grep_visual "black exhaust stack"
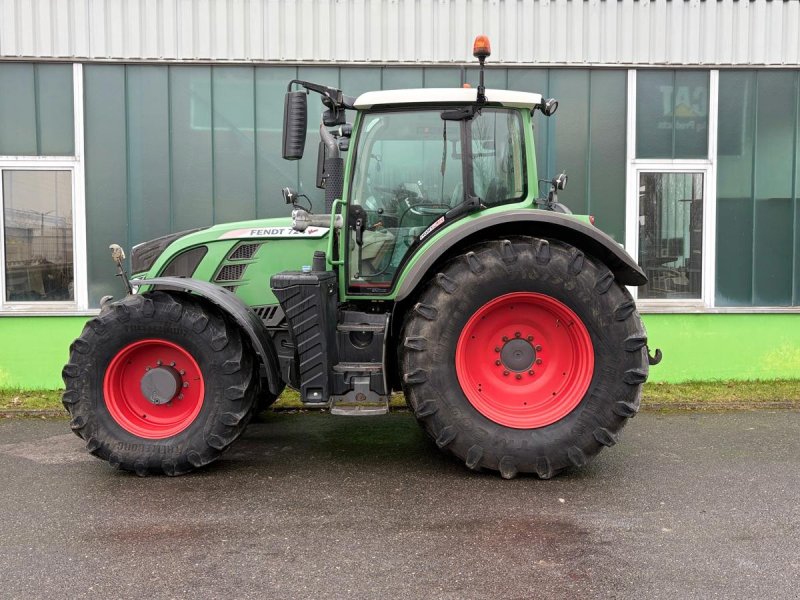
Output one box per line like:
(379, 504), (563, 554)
(319, 124), (344, 212)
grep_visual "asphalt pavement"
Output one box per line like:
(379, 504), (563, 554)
(1, 410), (799, 600)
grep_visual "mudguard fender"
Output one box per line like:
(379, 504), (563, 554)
(395, 210), (647, 301)
(130, 278), (282, 395)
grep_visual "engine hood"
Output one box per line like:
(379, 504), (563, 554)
(174, 216), (331, 247)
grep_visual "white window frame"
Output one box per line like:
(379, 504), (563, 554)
(625, 69), (719, 313)
(0, 64), (89, 315)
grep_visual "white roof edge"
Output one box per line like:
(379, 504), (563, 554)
(354, 88), (544, 110)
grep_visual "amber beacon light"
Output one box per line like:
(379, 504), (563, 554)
(473, 35), (491, 60)
(472, 35), (491, 104)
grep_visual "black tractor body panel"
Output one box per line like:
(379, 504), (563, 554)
(271, 271), (339, 403)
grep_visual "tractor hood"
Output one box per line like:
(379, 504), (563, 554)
(131, 217), (331, 276)
(174, 217), (331, 248)
(210, 218), (331, 242)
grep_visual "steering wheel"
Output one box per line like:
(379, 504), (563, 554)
(369, 184), (422, 216)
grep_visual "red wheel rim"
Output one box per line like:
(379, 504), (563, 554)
(103, 339), (205, 439)
(455, 292), (594, 429)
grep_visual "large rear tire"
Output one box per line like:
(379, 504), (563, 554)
(62, 291), (258, 476)
(400, 237), (648, 479)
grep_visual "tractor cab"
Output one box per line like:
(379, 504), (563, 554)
(281, 55), (559, 298)
(345, 90), (532, 291)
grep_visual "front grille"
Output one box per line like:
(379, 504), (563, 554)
(160, 246), (208, 277)
(215, 263), (247, 281)
(130, 228), (204, 274)
(222, 285), (238, 293)
(229, 243), (261, 260)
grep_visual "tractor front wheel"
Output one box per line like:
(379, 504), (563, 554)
(62, 291), (258, 475)
(400, 237), (649, 479)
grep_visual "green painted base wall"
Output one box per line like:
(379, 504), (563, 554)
(641, 314), (800, 382)
(0, 313), (797, 389)
(0, 317), (89, 389)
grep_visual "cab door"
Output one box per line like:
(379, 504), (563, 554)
(343, 106), (527, 296)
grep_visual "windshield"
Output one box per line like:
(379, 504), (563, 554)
(348, 107), (526, 291)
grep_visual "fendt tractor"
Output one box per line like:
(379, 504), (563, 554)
(64, 37), (660, 478)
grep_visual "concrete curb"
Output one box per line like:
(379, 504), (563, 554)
(4, 401), (800, 420)
(2, 409), (70, 418)
(643, 400), (800, 412)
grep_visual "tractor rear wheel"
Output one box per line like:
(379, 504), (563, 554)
(400, 236), (648, 479)
(62, 291), (258, 475)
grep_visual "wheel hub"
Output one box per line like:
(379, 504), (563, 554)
(104, 339), (204, 439)
(500, 338), (536, 372)
(140, 366), (182, 405)
(455, 292), (594, 429)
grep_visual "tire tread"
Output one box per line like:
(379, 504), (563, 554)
(61, 291), (258, 476)
(400, 236), (648, 479)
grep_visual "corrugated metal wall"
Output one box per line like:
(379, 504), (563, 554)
(1, 0), (799, 67)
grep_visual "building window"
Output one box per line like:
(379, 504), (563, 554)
(0, 63), (74, 156)
(1, 170), (74, 303)
(627, 69), (715, 310)
(636, 70), (709, 160)
(0, 63), (84, 313)
(638, 172), (704, 300)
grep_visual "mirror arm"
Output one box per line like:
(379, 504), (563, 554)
(287, 79), (355, 110)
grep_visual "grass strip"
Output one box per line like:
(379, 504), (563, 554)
(2, 379), (799, 416)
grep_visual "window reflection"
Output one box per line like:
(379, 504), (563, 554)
(636, 70), (709, 159)
(3, 170), (74, 302)
(638, 172), (703, 300)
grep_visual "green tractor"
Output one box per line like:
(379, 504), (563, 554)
(63, 37), (659, 478)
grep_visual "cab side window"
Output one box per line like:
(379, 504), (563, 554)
(471, 109), (526, 206)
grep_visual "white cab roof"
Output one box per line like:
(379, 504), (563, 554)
(354, 88), (543, 110)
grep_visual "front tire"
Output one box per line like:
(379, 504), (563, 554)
(400, 237), (648, 479)
(62, 291), (258, 475)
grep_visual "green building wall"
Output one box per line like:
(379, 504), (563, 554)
(0, 314), (797, 390)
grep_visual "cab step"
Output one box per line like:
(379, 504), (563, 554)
(336, 323), (385, 332)
(329, 374), (389, 416)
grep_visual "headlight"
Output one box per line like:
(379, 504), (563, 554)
(130, 228), (204, 274)
(160, 246), (208, 278)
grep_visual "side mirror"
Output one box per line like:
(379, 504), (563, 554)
(553, 173), (568, 190)
(541, 98), (559, 117)
(282, 91), (307, 160)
